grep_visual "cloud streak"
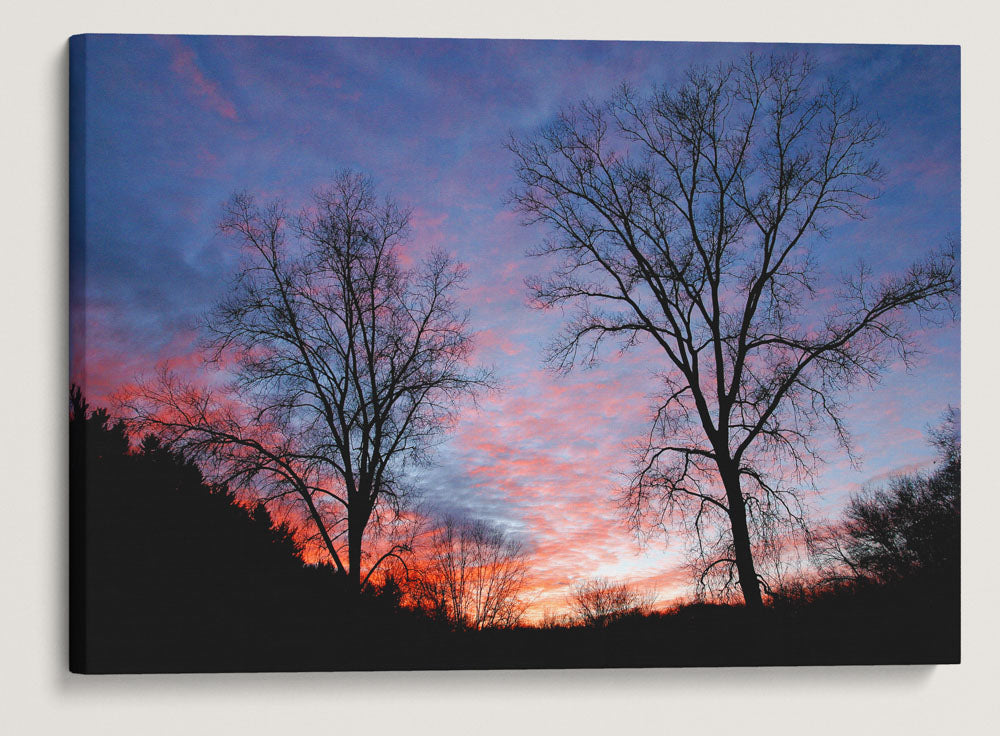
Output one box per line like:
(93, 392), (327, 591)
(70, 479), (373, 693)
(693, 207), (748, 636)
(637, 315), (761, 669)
(161, 37), (239, 121)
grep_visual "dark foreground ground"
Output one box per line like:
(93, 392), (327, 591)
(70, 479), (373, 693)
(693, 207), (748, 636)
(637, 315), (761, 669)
(71, 394), (959, 673)
(76, 575), (960, 674)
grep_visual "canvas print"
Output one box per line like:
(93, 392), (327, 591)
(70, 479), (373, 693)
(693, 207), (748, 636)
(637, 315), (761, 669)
(69, 35), (960, 673)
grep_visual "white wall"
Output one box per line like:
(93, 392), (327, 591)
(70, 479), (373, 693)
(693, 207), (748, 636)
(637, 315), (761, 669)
(3, 1), (998, 734)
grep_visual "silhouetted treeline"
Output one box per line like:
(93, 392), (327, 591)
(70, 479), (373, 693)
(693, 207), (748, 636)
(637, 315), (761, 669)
(70, 387), (451, 672)
(71, 388), (958, 672)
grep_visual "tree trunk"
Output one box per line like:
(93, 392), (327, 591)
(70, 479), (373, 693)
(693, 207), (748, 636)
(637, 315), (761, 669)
(347, 495), (376, 596)
(347, 515), (364, 595)
(720, 466), (764, 610)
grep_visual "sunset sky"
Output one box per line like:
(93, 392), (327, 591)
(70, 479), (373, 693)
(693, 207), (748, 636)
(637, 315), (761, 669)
(71, 36), (960, 615)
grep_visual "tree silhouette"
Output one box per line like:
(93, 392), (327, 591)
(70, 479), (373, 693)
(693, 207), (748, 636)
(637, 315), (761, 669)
(568, 577), (655, 627)
(119, 172), (494, 595)
(813, 407), (960, 585)
(411, 516), (530, 629)
(508, 54), (958, 608)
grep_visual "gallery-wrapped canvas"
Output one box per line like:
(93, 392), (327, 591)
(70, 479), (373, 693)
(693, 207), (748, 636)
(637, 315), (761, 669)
(69, 35), (960, 673)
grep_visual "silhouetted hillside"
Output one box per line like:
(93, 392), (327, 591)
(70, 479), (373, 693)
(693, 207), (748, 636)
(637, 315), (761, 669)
(70, 388), (450, 673)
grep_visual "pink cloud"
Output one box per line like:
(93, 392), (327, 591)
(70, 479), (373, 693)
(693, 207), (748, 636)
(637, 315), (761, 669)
(161, 37), (238, 121)
(474, 328), (525, 359)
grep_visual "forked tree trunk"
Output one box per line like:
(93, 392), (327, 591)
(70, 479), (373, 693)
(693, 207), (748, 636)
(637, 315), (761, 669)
(720, 465), (765, 610)
(347, 496), (376, 596)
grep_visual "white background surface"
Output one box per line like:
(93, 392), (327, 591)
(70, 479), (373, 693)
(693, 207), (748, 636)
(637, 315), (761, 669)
(2, 1), (997, 733)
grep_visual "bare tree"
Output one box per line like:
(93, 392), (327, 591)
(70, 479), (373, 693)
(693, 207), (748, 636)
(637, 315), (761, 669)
(508, 54), (958, 609)
(411, 516), (530, 629)
(568, 577), (655, 627)
(119, 172), (493, 594)
(537, 608), (572, 629)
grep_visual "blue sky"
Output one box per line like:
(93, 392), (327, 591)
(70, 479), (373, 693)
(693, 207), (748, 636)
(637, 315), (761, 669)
(71, 36), (960, 609)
